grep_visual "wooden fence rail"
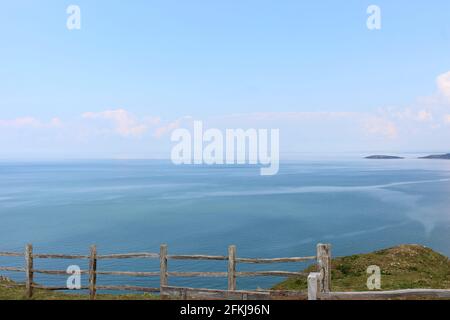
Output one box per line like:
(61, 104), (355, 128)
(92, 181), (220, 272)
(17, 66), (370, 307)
(0, 243), (325, 300)
(2, 244), (448, 300)
(316, 289), (450, 300)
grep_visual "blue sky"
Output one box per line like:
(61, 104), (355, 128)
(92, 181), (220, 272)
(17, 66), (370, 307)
(1, 1), (450, 158)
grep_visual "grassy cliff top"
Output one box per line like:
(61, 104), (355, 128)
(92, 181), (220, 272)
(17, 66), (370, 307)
(273, 244), (450, 291)
(0, 277), (158, 300)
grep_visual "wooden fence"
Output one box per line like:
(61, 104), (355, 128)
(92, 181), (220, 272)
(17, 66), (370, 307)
(0, 243), (329, 300)
(2, 243), (449, 300)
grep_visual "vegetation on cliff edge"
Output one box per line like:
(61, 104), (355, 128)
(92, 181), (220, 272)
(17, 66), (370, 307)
(273, 244), (450, 292)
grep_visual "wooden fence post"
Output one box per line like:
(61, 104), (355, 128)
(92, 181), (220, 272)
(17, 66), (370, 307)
(160, 244), (168, 297)
(228, 245), (236, 291)
(307, 272), (321, 300)
(89, 245), (97, 300)
(25, 244), (33, 299)
(317, 243), (331, 293)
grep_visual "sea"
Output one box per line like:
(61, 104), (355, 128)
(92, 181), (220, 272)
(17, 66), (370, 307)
(0, 158), (449, 292)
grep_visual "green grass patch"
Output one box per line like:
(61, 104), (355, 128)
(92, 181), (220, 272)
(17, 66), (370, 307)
(0, 278), (159, 300)
(273, 244), (450, 292)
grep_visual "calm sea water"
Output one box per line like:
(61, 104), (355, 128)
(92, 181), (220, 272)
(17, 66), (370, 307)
(0, 159), (449, 291)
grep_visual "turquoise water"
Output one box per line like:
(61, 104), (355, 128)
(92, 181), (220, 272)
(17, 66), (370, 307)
(0, 159), (449, 291)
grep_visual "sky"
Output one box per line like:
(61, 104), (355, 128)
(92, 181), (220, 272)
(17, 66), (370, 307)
(1, 1), (450, 159)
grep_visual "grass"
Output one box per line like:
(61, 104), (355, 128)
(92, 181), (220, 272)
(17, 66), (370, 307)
(0, 277), (159, 300)
(273, 244), (450, 292)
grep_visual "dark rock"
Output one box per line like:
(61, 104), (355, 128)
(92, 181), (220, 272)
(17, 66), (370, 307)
(365, 155), (404, 159)
(419, 153), (450, 159)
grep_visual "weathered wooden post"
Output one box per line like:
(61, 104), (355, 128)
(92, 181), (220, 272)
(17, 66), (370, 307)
(307, 272), (321, 300)
(160, 244), (168, 297)
(227, 245), (236, 291)
(88, 245), (97, 300)
(316, 243), (331, 293)
(25, 244), (33, 299)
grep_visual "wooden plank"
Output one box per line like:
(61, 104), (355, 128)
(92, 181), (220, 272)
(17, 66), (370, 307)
(89, 245), (97, 300)
(267, 289), (308, 300)
(160, 244), (168, 290)
(317, 243), (331, 293)
(0, 282), (25, 288)
(168, 254), (228, 261)
(33, 254), (89, 259)
(236, 271), (308, 277)
(320, 289), (450, 300)
(95, 271), (159, 277)
(162, 286), (308, 300)
(96, 285), (160, 293)
(97, 253), (159, 260)
(32, 285), (89, 291)
(162, 285), (272, 300)
(228, 245), (236, 291)
(25, 244), (33, 298)
(167, 272), (227, 278)
(0, 252), (24, 257)
(168, 255), (315, 262)
(33, 269), (89, 275)
(0, 267), (26, 272)
(237, 256), (316, 264)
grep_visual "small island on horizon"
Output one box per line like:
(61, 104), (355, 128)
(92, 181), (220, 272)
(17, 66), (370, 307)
(365, 155), (404, 159)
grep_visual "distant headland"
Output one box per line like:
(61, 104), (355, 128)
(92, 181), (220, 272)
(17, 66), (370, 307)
(364, 153), (450, 160)
(365, 155), (404, 159)
(418, 153), (450, 160)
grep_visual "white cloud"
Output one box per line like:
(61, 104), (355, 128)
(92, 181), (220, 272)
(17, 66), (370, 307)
(4, 70), (450, 156)
(217, 111), (358, 122)
(437, 71), (450, 100)
(0, 117), (41, 128)
(0, 117), (63, 129)
(82, 109), (160, 137)
(363, 116), (398, 139)
(154, 120), (181, 138)
(154, 116), (193, 138)
(416, 110), (433, 122)
(210, 111), (400, 141)
(379, 107), (433, 123)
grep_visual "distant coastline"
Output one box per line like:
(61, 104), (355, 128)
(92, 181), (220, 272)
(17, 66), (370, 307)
(365, 153), (450, 160)
(418, 153), (450, 160)
(365, 155), (404, 159)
